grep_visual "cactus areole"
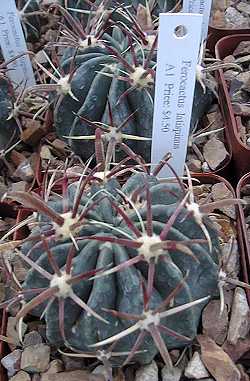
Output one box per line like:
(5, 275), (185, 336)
(20, 169), (221, 366)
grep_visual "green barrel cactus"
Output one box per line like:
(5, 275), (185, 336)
(54, 24), (156, 162)
(10, 151), (221, 366)
(50, 4), (214, 163)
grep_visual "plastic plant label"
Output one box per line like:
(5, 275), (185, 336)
(151, 13), (202, 178)
(0, 0), (35, 88)
(182, 0), (213, 41)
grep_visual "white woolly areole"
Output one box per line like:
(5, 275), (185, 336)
(94, 171), (111, 180)
(186, 202), (201, 218)
(186, 202), (203, 225)
(104, 127), (123, 143)
(129, 66), (153, 89)
(140, 310), (160, 331)
(57, 75), (72, 95)
(218, 269), (227, 285)
(79, 36), (102, 49)
(97, 350), (111, 361)
(50, 271), (72, 298)
(53, 212), (79, 240)
(143, 34), (156, 51)
(104, 63), (117, 72)
(137, 234), (162, 262)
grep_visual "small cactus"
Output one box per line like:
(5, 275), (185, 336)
(53, 20), (156, 161)
(39, 3), (213, 162)
(6, 140), (222, 366)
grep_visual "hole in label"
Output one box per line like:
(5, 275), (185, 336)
(174, 25), (188, 38)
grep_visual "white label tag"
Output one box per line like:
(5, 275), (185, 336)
(182, 0), (212, 41)
(0, 0), (35, 88)
(151, 13), (203, 178)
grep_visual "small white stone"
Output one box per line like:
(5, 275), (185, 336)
(9, 371), (31, 381)
(92, 365), (110, 381)
(21, 344), (50, 373)
(185, 352), (210, 379)
(135, 360), (158, 381)
(1, 350), (22, 377)
(227, 287), (250, 345)
(203, 137), (229, 171)
(161, 366), (182, 381)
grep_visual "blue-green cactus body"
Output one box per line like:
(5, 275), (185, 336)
(21, 172), (220, 365)
(55, 20), (214, 163)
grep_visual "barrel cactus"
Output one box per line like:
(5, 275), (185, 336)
(53, 21), (156, 162)
(8, 145), (222, 366)
(46, 2), (214, 163)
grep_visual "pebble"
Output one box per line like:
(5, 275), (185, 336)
(135, 360), (158, 381)
(202, 300), (229, 345)
(34, 50), (49, 65)
(201, 162), (210, 173)
(10, 371), (31, 381)
(21, 344), (50, 373)
(7, 317), (27, 349)
(203, 137), (229, 171)
(13, 160), (34, 183)
(161, 366), (182, 381)
(187, 157), (202, 173)
(31, 375), (41, 381)
(234, 41), (250, 57)
(227, 287), (250, 345)
(0, 179), (7, 199)
(211, 182), (236, 219)
(235, 54), (250, 64)
(40, 370), (104, 381)
(61, 354), (86, 371)
(10, 181), (29, 192)
(44, 359), (64, 374)
(225, 7), (248, 27)
(198, 335), (241, 381)
(223, 55), (236, 64)
(1, 349), (22, 377)
(236, 2), (250, 16)
(185, 352), (210, 379)
(233, 103), (250, 117)
(13, 256), (28, 282)
(224, 69), (240, 82)
(20, 120), (46, 146)
(221, 240), (240, 279)
(23, 331), (43, 348)
(92, 365), (110, 381)
(234, 71), (250, 85)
